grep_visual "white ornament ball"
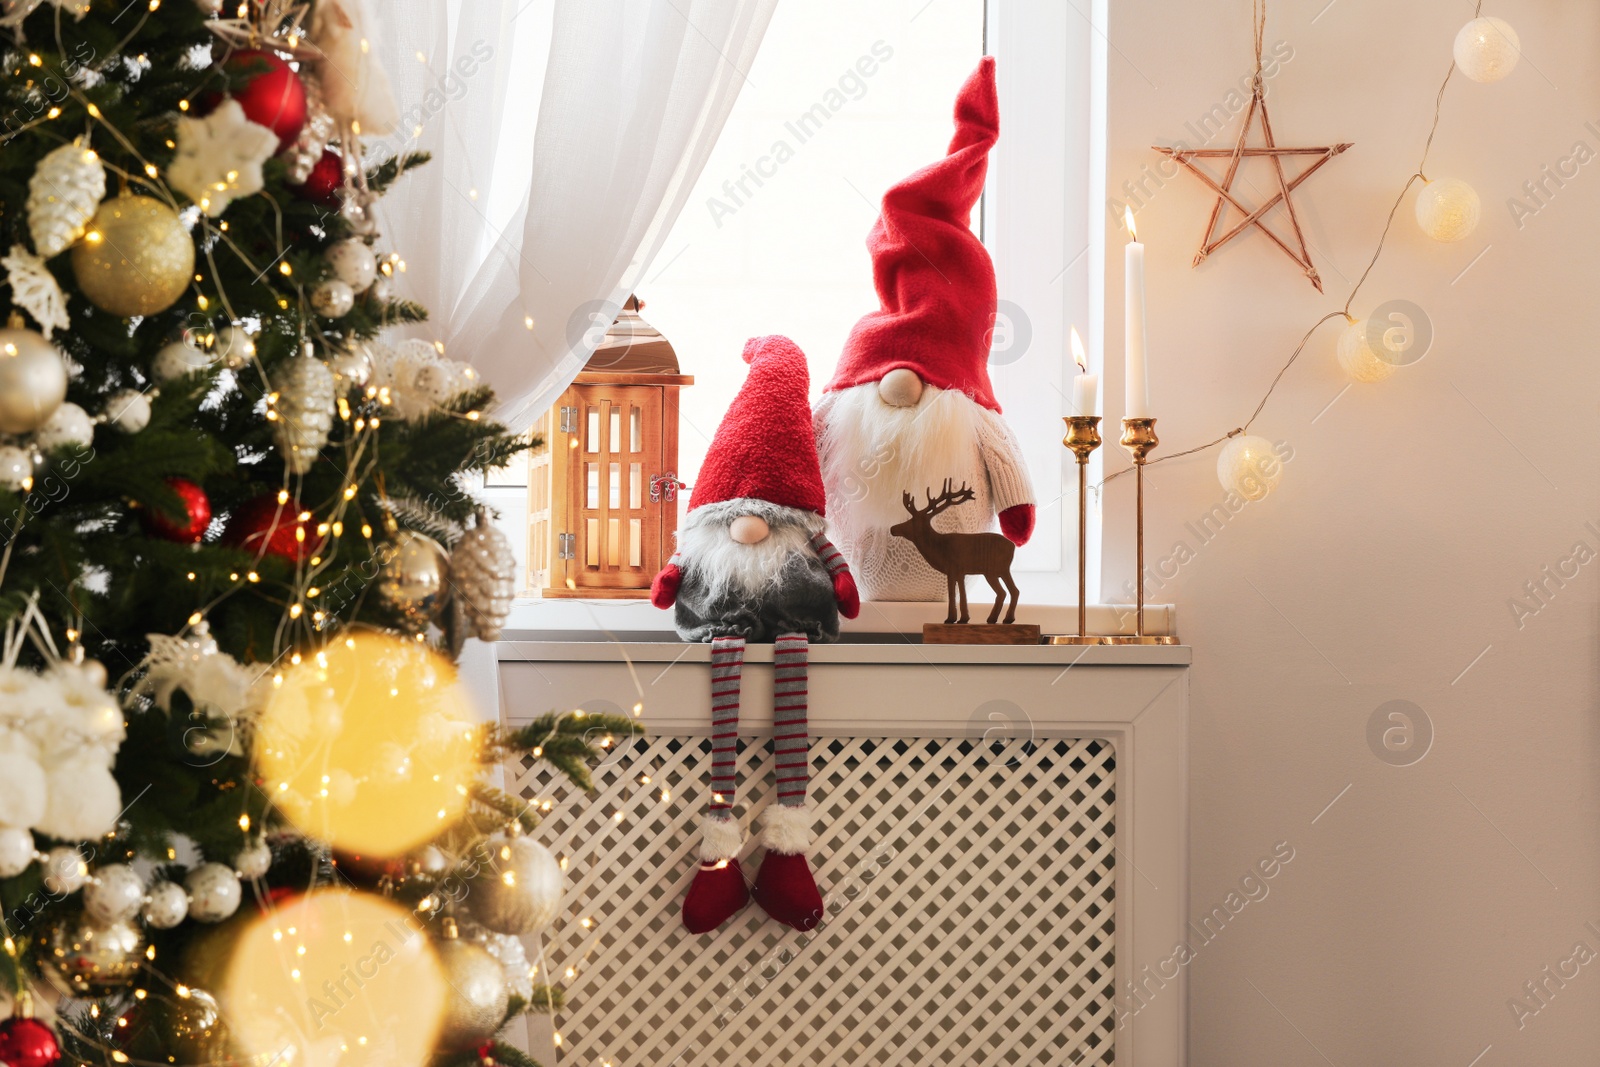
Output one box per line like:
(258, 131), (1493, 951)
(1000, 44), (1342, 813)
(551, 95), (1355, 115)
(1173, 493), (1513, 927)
(0, 446), (33, 491)
(0, 327), (68, 435)
(214, 325), (257, 370)
(153, 338), (216, 382)
(34, 402), (94, 452)
(141, 880), (189, 929)
(1217, 435), (1284, 503)
(184, 862), (243, 922)
(1454, 17), (1520, 84)
(469, 834), (565, 936)
(42, 845), (88, 894)
(1415, 179), (1481, 243)
(369, 275), (394, 303)
(326, 239), (378, 291)
(234, 839), (272, 880)
(105, 389), (152, 433)
(312, 279), (355, 319)
(84, 864), (146, 925)
(1336, 319), (1399, 384)
(0, 826), (34, 878)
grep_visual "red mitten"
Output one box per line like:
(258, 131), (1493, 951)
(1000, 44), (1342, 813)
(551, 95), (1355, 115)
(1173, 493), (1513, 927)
(650, 562), (682, 608)
(832, 570), (860, 619)
(998, 504), (1035, 546)
(752, 803), (824, 931)
(682, 814), (749, 934)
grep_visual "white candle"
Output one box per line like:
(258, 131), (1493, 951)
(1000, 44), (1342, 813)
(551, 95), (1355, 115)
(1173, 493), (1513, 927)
(1124, 206), (1150, 419)
(1069, 327), (1098, 416)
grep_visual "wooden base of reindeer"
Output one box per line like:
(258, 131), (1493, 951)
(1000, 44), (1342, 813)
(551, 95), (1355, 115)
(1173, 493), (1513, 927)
(923, 623), (1042, 645)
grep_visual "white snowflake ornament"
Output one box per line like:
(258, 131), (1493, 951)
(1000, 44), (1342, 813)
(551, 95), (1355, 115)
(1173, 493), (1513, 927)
(167, 100), (279, 217)
(2, 244), (69, 338)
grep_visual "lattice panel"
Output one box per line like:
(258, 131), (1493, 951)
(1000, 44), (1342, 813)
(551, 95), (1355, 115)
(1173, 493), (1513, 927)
(509, 735), (1116, 1066)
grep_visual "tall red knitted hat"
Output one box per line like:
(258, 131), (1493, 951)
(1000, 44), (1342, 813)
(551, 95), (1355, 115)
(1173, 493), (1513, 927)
(689, 335), (826, 516)
(826, 56), (1001, 413)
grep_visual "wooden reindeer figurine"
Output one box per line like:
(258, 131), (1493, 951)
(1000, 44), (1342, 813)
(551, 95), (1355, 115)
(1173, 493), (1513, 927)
(890, 480), (1021, 626)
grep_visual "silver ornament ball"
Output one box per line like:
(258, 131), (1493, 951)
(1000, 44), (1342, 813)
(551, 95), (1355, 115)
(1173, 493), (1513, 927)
(469, 834), (564, 936)
(0, 826), (35, 878)
(84, 864), (146, 925)
(105, 389), (152, 433)
(184, 862), (242, 922)
(234, 840), (272, 880)
(435, 938), (510, 1052)
(42, 845), (88, 894)
(36, 913), (145, 996)
(141, 880), (190, 929)
(34, 401), (93, 452)
(0, 445), (33, 491)
(0, 327), (67, 434)
(376, 530), (450, 632)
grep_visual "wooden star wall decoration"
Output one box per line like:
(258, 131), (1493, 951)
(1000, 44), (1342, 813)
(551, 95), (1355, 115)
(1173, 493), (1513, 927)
(1154, 82), (1350, 292)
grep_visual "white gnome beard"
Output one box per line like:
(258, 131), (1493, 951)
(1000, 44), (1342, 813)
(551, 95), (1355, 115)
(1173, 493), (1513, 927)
(676, 509), (818, 603)
(819, 382), (987, 533)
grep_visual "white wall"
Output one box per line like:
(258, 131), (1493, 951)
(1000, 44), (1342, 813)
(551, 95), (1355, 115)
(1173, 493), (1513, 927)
(1101, 1), (1600, 1063)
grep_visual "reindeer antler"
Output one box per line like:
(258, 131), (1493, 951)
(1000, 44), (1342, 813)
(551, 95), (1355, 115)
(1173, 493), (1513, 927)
(919, 479), (978, 517)
(902, 490), (918, 515)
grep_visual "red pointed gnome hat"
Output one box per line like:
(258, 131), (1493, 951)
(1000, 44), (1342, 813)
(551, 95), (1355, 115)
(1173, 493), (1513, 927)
(826, 56), (1002, 412)
(688, 335), (826, 517)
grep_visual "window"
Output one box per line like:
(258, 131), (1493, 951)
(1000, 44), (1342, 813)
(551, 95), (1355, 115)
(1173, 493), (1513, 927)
(491, 0), (1103, 603)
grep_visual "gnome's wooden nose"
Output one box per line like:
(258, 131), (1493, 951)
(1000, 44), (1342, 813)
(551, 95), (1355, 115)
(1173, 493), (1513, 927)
(729, 515), (770, 544)
(878, 368), (923, 407)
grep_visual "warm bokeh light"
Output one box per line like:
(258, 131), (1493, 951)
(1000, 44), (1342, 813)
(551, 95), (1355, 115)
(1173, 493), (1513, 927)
(257, 633), (479, 856)
(222, 891), (447, 1067)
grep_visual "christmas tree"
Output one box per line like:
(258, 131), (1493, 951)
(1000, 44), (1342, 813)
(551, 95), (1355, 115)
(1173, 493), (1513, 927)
(0, 3), (632, 1065)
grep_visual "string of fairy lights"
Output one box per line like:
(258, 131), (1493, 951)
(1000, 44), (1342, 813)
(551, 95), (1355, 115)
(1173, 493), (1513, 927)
(1112, 1), (1510, 504)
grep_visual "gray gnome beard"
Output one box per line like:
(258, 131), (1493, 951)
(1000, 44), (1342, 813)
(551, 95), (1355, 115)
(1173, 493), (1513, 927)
(670, 498), (840, 644)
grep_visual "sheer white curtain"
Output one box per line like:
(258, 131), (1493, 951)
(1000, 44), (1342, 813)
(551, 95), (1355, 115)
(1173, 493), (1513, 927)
(375, 0), (777, 431)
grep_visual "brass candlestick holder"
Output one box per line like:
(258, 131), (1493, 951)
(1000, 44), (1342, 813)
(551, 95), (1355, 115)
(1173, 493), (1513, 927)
(1049, 415), (1110, 645)
(1111, 417), (1178, 645)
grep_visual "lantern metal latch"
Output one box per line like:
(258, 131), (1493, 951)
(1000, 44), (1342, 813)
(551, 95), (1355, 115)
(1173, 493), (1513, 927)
(558, 406), (579, 434)
(557, 532), (576, 560)
(651, 474), (687, 503)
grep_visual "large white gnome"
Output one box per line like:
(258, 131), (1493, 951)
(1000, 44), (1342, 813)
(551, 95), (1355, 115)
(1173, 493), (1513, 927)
(651, 335), (860, 935)
(814, 56), (1036, 602)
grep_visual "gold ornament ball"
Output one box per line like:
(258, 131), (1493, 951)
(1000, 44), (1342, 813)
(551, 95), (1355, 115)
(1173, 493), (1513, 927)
(1336, 319), (1398, 384)
(36, 912), (147, 997)
(72, 195), (195, 317)
(1415, 178), (1480, 243)
(0, 327), (67, 435)
(1216, 435), (1284, 503)
(1453, 17), (1520, 84)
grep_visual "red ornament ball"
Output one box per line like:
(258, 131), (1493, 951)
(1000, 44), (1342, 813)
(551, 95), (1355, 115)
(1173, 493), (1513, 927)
(0, 1017), (61, 1067)
(292, 149), (344, 205)
(222, 495), (320, 563)
(143, 476), (211, 543)
(219, 49), (306, 152)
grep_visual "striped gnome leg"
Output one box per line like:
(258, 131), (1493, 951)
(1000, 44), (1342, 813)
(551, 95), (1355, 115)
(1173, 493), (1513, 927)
(752, 632), (825, 931)
(682, 635), (752, 934)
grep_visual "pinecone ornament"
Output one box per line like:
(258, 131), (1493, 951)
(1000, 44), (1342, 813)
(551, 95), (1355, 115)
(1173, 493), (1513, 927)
(451, 508), (515, 642)
(269, 347), (336, 474)
(27, 139), (106, 258)
(282, 75), (337, 185)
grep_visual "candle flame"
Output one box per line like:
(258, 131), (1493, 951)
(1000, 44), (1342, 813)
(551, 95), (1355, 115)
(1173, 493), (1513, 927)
(1124, 206), (1139, 241)
(1070, 327), (1087, 373)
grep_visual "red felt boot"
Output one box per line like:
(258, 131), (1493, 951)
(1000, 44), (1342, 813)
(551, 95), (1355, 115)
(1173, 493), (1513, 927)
(682, 814), (750, 934)
(753, 802), (823, 931)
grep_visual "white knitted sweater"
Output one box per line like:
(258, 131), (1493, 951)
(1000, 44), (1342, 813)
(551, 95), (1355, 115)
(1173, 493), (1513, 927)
(813, 393), (1035, 602)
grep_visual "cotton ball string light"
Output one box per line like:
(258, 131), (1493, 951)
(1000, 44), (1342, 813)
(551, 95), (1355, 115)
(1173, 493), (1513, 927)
(1336, 319), (1399, 383)
(1453, 17), (1520, 84)
(184, 861), (243, 922)
(1415, 178), (1480, 242)
(234, 839), (272, 879)
(142, 880), (190, 928)
(222, 891), (447, 1067)
(1216, 435), (1285, 502)
(83, 864), (146, 925)
(41, 846), (88, 894)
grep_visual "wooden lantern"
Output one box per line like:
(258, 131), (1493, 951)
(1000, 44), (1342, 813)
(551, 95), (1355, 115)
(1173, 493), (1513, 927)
(528, 296), (693, 598)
